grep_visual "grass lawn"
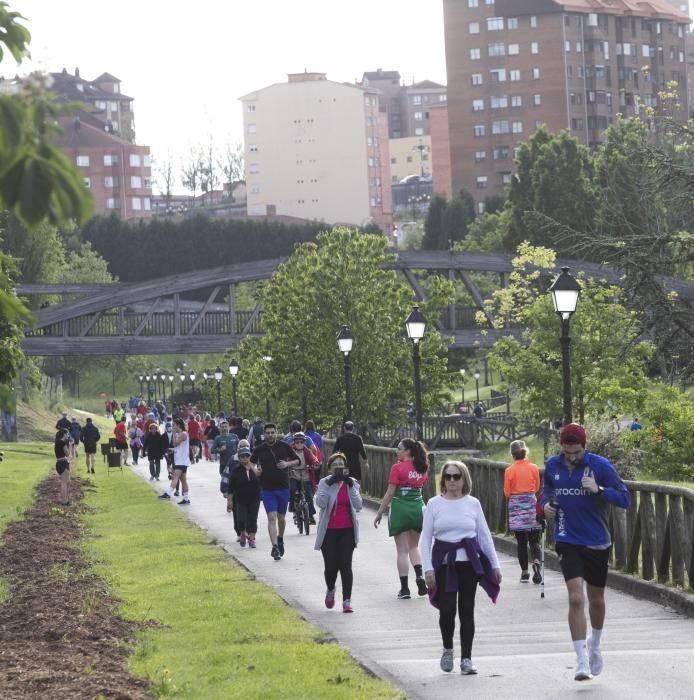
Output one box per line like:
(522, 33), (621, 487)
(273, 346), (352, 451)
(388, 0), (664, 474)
(83, 467), (402, 699)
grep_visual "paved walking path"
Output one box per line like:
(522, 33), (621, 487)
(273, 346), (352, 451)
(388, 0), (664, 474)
(130, 458), (694, 699)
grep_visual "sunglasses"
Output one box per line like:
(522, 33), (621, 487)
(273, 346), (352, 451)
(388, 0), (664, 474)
(444, 472), (463, 481)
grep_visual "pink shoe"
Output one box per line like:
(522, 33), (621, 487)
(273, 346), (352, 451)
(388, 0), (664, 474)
(248, 538), (256, 548)
(342, 600), (353, 613)
(324, 589), (335, 609)
(239, 534), (247, 547)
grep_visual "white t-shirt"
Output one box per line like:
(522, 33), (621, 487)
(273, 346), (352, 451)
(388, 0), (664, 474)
(173, 433), (191, 467)
(420, 495), (500, 572)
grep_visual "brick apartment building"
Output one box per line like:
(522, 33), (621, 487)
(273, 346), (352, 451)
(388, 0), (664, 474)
(360, 69), (448, 138)
(0, 68), (152, 220)
(443, 0), (690, 208)
(240, 72), (392, 231)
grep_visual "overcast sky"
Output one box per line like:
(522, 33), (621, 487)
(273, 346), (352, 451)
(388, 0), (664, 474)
(8, 1), (447, 191)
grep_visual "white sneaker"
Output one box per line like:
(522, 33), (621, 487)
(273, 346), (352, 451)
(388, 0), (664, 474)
(440, 648), (454, 673)
(588, 641), (603, 676)
(460, 658), (478, 675)
(574, 657), (593, 681)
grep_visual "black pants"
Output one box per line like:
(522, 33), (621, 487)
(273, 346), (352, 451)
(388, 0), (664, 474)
(235, 499), (260, 534)
(436, 561), (478, 657)
(149, 458), (161, 478)
(514, 530), (541, 571)
(321, 528), (355, 600)
(131, 445), (140, 463)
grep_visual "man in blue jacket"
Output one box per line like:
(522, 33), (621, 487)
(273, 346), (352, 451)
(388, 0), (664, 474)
(542, 423), (630, 682)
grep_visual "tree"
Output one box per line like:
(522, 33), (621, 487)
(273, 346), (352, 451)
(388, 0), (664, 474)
(236, 227), (453, 426)
(421, 194), (448, 250)
(479, 244), (654, 423)
(218, 142), (244, 189)
(442, 190), (476, 246)
(154, 151), (176, 211)
(453, 212), (507, 254)
(483, 193), (505, 215)
(505, 126), (597, 251)
(180, 146), (204, 200)
(201, 138), (219, 202)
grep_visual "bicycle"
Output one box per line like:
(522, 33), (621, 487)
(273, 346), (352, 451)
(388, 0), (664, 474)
(291, 483), (311, 535)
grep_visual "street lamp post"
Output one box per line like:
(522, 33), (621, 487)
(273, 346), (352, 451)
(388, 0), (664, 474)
(405, 305), (426, 442)
(189, 371), (196, 394)
(214, 366), (223, 412)
(228, 359), (239, 416)
(179, 371), (185, 396)
(549, 266), (581, 426)
(459, 368), (466, 404)
(138, 374), (144, 396)
(474, 369), (481, 405)
(169, 374), (174, 404)
(262, 355), (272, 421)
(145, 374), (152, 404)
(336, 325), (354, 421)
(160, 373), (167, 402)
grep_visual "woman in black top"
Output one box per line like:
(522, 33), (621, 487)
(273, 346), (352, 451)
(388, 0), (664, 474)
(54, 429), (71, 505)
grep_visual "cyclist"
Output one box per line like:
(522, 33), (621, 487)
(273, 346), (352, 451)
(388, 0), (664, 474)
(289, 432), (320, 525)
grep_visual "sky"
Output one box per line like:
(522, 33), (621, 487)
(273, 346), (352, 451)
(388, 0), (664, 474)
(8, 1), (447, 192)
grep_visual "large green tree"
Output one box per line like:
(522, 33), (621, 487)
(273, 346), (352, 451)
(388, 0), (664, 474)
(479, 244), (653, 423)
(230, 227), (453, 426)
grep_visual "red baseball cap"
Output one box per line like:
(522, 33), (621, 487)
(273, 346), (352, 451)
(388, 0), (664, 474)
(559, 423), (587, 446)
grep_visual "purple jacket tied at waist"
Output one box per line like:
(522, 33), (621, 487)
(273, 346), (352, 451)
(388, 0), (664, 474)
(428, 536), (500, 608)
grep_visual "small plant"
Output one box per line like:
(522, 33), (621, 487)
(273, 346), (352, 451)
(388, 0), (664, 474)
(47, 562), (72, 581)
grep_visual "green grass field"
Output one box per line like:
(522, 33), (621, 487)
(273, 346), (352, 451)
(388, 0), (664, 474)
(83, 467), (402, 699)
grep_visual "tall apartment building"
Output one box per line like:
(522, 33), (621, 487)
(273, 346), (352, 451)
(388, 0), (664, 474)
(444, 0), (690, 207)
(360, 69), (448, 137)
(240, 72), (392, 231)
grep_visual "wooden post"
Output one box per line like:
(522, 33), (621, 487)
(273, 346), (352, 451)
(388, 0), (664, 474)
(640, 492), (657, 580)
(655, 493), (670, 584)
(669, 496), (685, 587)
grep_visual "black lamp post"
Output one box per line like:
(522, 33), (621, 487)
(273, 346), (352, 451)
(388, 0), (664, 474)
(459, 368), (466, 404)
(138, 374), (144, 396)
(549, 266), (581, 425)
(145, 374), (152, 404)
(337, 325), (354, 421)
(189, 371), (196, 394)
(474, 369), (481, 404)
(160, 372), (167, 402)
(228, 359), (239, 416)
(179, 370), (186, 395)
(214, 366), (223, 412)
(169, 374), (174, 403)
(262, 355), (272, 421)
(405, 305), (426, 442)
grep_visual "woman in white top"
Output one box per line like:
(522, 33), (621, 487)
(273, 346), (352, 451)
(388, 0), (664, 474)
(420, 461), (502, 676)
(158, 418), (191, 505)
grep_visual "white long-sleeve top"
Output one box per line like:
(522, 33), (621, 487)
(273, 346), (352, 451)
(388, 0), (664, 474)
(420, 495), (500, 572)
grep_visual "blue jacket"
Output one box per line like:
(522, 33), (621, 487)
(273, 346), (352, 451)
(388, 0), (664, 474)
(542, 451), (630, 549)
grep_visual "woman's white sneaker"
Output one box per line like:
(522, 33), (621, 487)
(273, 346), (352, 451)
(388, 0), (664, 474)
(574, 657), (593, 681)
(440, 648), (454, 673)
(588, 641), (603, 676)
(460, 658), (478, 675)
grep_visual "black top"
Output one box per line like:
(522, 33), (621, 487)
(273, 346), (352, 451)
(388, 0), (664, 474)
(228, 465), (261, 504)
(142, 432), (169, 460)
(81, 423), (101, 449)
(54, 434), (69, 459)
(333, 432), (367, 480)
(56, 417), (71, 431)
(250, 440), (299, 490)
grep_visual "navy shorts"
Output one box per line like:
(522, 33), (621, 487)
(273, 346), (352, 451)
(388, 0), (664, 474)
(261, 488), (290, 515)
(56, 458), (70, 475)
(556, 542), (610, 588)
(173, 464), (189, 473)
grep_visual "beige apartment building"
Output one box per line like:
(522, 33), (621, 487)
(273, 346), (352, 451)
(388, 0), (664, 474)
(240, 72), (392, 231)
(444, 0), (690, 207)
(389, 136), (432, 183)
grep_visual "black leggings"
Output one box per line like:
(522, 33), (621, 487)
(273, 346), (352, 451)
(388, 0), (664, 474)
(436, 561), (478, 657)
(149, 458), (161, 478)
(514, 530), (541, 570)
(321, 528), (355, 600)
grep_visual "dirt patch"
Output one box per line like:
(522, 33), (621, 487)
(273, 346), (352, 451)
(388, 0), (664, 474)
(0, 476), (152, 699)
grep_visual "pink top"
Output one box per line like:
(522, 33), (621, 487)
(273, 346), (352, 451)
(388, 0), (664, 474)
(388, 459), (428, 489)
(328, 483), (353, 529)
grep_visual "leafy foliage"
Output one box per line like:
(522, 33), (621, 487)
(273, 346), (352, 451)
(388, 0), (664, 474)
(230, 227), (453, 426)
(422, 191), (476, 250)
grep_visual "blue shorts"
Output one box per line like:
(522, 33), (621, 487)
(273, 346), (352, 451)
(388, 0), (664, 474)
(261, 488), (290, 515)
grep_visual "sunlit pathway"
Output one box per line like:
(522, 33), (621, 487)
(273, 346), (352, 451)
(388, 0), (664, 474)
(129, 458), (694, 699)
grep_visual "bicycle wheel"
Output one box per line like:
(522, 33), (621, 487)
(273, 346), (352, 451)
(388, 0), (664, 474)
(296, 503), (304, 534)
(302, 503), (310, 535)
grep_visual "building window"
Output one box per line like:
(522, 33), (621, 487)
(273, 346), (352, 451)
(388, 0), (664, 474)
(143, 155), (151, 168)
(531, 42), (539, 54)
(491, 95), (508, 108)
(587, 13), (598, 26)
(248, 124), (257, 134)
(76, 155), (89, 167)
(131, 197), (141, 210)
(474, 124), (486, 136)
(567, 65), (574, 78)
(248, 163), (259, 174)
(470, 48), (481, 60)
(439, 94), (447, 102)
(565, 40), (571, 52)
(502, 173), (512, 185)
(83, 177), (91, 188)
(511, 95), (522, 107)
(249, 144), (258, 152)
(471, 73), (483, 86)
(106, 198), (118, 209)
(250, 184), (260, 194)
(493, 147), (510, 160)
(533, 68), (541, 80)
(487, 17), (504, 31)
(512, 121), (523, 133)
(490, 69), (506, 82)
(129, 154), (141, 167)
(247, 104), (256, 112)
(507, 17), (518, 30)
(144, 177), (152, 188)
(477, 202), (486, 214)
(475, 151), (486, 162)
(131, 175), (142, 188)
(488, 42), (506, 57)
(576, 41), (582, 53)
(533, 94), (541, 105)
(469, 22), (480, 34)
(510, 70), (520, 81)
(104, 176), (115, 187)
(103, 154), (118, 166)
(414, 111), (423, 120)
(492, 120), (509, 134)
(414, 127), (424, 135)
(109, 101), (118, 112)
(472, 99), (485, 111)
(413, 95), (422, 104)
(530, 15), (537, 28)
(476, 176), (488, 189)
(468, 0), (478, 6)
(144, 197), (151, 211)
(508, 43), (519, 55)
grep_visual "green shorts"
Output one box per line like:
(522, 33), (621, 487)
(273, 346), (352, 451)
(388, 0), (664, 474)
(388, 488), (425, 537)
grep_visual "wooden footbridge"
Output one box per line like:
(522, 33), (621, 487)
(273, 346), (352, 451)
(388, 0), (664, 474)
(18, 251), (694, 356)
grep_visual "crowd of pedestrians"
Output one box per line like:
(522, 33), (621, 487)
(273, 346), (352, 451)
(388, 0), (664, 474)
(53, 406), (630, 683)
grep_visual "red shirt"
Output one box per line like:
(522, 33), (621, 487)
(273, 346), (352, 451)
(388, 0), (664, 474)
(114, 423), (127, 444)
(187, 419), (201, 440)
(388, 459), (428, 489)
(327, 483), (353, 529)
